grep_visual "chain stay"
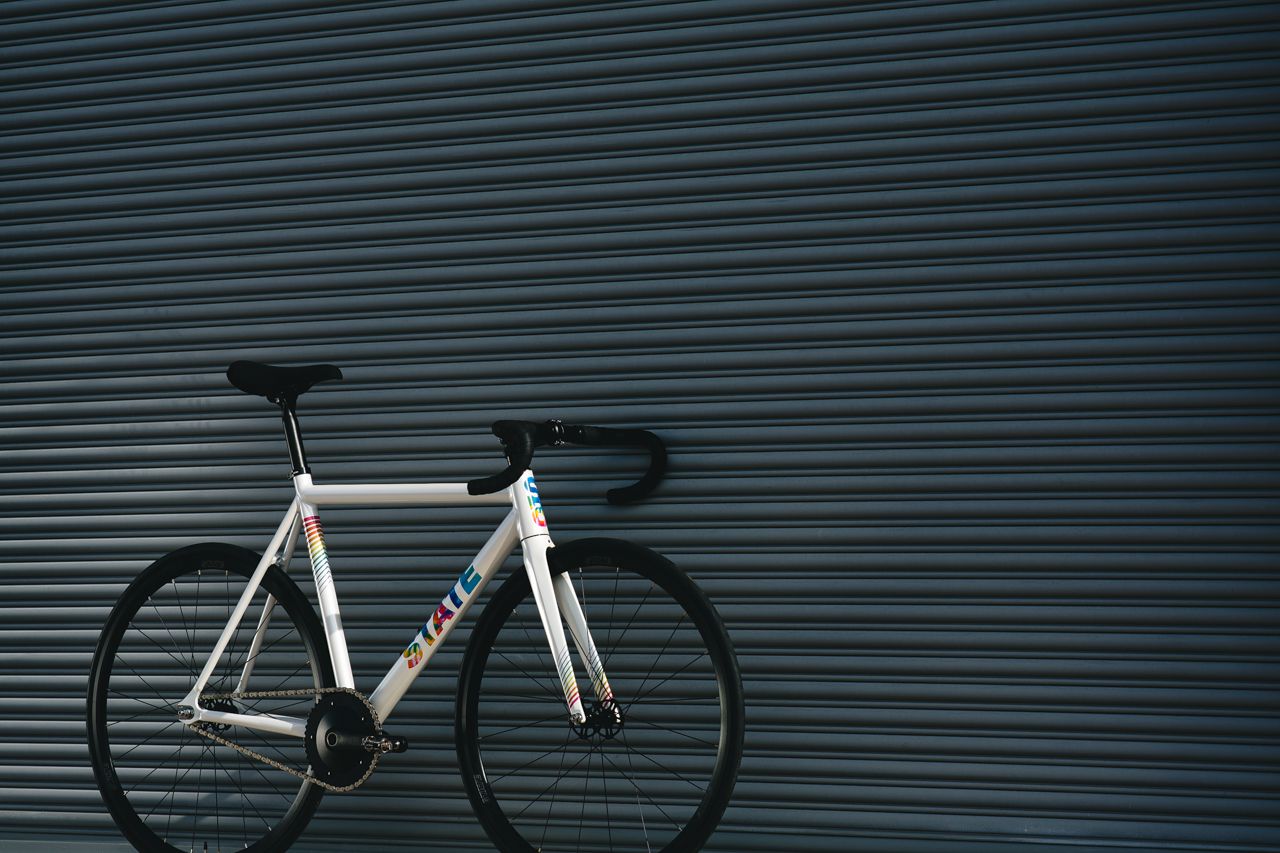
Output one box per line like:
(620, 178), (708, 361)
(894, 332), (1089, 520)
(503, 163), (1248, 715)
(190, 686), (380, 793)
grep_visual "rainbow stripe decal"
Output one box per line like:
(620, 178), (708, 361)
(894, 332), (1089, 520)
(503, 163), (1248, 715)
(556, 647), (580, 710)
(302, 515), (332, 596)
(585, 648), (614, 705)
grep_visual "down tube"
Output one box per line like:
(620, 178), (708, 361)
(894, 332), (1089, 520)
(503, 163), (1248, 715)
(369, 509), (520, 722)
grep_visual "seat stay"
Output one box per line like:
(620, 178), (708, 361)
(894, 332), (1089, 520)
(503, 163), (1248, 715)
(232, 592), (276, 694)
(235, 509), (301, 693)
(178, 499), (302, 719)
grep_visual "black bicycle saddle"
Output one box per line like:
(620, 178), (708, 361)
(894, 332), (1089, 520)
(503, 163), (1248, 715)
(227, 360), (342, 403)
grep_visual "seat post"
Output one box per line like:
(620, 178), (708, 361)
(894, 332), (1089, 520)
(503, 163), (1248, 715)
(278, 397), (310, 476)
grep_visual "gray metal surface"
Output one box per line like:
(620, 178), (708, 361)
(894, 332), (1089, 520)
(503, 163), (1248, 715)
(1, 1), (1278, 850)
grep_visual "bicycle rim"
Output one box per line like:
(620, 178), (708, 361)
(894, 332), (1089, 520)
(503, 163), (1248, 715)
(457, 538), (744, 853)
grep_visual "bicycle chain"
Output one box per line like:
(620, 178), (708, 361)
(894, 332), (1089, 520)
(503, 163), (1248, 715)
(188, 686), (381, 793)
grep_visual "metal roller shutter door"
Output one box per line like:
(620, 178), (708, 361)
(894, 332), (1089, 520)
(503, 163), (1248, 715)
(2, 1), (1278, 850)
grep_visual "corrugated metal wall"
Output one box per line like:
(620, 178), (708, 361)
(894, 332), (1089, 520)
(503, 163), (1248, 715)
(2, 1), (1279, 850)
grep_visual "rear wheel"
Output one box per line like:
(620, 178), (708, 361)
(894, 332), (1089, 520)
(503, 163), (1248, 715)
(457, 538), (745, 852)
(87, 543), (333, 852)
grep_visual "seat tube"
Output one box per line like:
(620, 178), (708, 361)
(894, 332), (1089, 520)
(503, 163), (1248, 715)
(298, 498), (356, 689)
(512, 470), (587, 724)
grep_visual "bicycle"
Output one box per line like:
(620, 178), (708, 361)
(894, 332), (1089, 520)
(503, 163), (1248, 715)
(86, 360), (745, 853)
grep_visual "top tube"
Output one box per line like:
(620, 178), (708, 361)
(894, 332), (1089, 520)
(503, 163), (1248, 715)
(293, 473), (511, 507)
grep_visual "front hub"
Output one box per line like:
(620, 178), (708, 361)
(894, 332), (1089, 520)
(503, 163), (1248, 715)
(570, 699), (624, 741)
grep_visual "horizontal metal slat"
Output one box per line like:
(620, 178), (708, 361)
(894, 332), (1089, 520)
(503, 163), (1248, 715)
(2, 1), (1277, 850)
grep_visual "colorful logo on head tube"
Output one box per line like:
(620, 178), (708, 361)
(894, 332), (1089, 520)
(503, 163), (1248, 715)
(526, 475), (546, 527)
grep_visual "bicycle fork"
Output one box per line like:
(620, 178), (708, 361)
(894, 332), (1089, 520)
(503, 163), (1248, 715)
(512, 473), (614, 726)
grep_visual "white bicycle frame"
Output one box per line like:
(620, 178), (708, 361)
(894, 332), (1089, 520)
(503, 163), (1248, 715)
(177, 469), (614, 738)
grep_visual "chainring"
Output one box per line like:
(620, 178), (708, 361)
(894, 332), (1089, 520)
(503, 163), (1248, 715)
(305, 692), (380, 788)
(189, 686), (381, 793)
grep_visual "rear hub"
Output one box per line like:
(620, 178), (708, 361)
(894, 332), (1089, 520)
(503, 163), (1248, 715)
(197, 697), (237, 733)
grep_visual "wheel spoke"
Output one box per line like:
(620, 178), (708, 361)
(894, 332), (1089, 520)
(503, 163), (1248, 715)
(490, 738), (584, 785)
(229, 745), (276, 831)
(493, 648), (564, 704)
(168, 578), (194, 676)
(106, 656), (177, 710)
(601, 583), (651, 673)
(617, 730), (709, 793)
(234, 760), (277, 830)
(112, 720), (179, 764)
(628, 717), (720, 750)
(606, 565), (620, 651)
(226, 594), (279, 679)
(602, 739), (614, 853)
(165, 727), (186, 840)
(107, 685), (173, 716)
(148, 597), (194, 678)
(237, 694), (315, 716)
(93, 554), (324, 851)
(129, 623), (201, 676)
(464, 554), (740, 853)
(217, 569), (241, 693)
(577, 738), (590, 851)
(212, 734), (223, 852)
(251, 658), (313, 696)
(242, 725), (305, 772)
(231, 624), (299, 681)
(107, 705), (175, 728)
(626, 652), (710, 709)
(479, 712), (568, 741)
(513, 603), (564, 700)
(145, 740), (199, 823)
(122, 731), (186, 790)
(474, 690), (565, 701)
(190, 737), (202, 853)
(600, 748), (686, 832)
(631, 614), (686, 705)
(236, 739), (298, 803)
(542, 730), (574, 848)
(507, 739), (592, 821)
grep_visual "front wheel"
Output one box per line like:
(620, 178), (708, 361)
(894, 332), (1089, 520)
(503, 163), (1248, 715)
(456, 538), (745, 853)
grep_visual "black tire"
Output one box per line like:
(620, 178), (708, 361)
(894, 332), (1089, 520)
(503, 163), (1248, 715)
(457, 538), (745, 853)
(87, 543), (334, 852)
